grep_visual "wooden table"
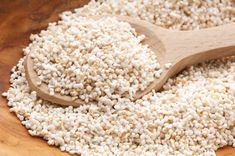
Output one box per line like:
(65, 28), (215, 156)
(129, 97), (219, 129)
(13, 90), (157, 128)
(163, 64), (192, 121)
(0, 1), (234, 155)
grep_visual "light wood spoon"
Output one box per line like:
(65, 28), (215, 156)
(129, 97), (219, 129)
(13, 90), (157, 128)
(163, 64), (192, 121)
(25, 16), (235, 106)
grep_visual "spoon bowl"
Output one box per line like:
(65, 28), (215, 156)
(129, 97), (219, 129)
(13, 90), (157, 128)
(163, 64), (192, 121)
(25, 16), (235, 106)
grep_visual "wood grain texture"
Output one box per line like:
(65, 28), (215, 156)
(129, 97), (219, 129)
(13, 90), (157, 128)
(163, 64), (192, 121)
(0, 1), (234, 156)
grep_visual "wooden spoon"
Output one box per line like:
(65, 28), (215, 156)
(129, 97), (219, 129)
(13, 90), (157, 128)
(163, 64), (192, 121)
(25, 16), (235, 106)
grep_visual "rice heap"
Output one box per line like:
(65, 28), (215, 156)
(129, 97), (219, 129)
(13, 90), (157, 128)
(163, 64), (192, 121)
(3, 0), (235, 155)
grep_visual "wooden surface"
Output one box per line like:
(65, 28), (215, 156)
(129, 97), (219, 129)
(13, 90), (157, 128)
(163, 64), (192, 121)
(0, 1), (234, 156)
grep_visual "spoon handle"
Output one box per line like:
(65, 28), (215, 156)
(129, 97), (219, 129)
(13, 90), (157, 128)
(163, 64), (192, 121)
(163, 23), (235, 65)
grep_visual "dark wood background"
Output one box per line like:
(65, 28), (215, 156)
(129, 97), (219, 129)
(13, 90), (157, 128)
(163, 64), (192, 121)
(0, 1), (234, 155)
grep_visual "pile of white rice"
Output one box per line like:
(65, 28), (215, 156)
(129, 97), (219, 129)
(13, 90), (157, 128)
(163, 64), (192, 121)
(3, 0), (235, 155)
